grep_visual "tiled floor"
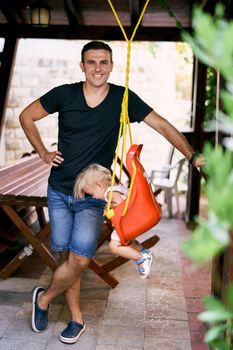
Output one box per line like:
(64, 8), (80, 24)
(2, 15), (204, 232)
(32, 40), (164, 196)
(0, 217), (211, 350)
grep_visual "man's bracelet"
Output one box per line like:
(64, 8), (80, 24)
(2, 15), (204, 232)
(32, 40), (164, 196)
(189, 152), (200, 165)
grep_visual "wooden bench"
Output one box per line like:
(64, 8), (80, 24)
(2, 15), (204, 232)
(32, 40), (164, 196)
(0, 154), (160, 287)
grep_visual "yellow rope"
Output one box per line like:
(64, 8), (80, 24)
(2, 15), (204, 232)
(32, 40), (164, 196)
(106, 0), (150, 215)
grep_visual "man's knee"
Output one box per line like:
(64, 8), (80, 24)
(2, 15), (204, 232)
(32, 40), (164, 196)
(68, 252), (90, 272)
(59, 251), (69, 264)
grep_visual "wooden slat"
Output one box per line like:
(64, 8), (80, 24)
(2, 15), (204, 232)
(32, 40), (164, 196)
(16, 173), (49, 195)
(0, 165), (49, 194)
(0, 156), (49, 176)
(0, 24), (187, 41)
(5, 169), (49, 196)
(0, 155), (41, 173)
(0, 159), (49, 191)
(0, 195), (47, 207)
(0, 156), (50, 206)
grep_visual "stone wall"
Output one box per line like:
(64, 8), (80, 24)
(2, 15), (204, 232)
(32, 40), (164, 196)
(3, 40), (83, 163)
(1, 39), (193, 174)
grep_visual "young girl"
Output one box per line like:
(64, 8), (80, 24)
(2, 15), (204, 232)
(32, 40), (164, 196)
(74, 163), (153, 279)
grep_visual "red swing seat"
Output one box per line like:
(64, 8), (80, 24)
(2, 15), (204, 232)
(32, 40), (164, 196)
(109, 144), (162, 245)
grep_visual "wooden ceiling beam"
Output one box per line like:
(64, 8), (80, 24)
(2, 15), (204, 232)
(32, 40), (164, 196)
(0, 23), (190, 41)
(0, 35), (18, 138)
(0, 0), (19, 23)
(129, 0), (140, 27)
(64, 0), (83, 27)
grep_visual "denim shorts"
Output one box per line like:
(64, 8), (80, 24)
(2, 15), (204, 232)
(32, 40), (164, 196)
(47, 184), (105, 258)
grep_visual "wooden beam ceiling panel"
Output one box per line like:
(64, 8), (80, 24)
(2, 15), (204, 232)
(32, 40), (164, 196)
(0, 0), (194, 29)
(0, 23), (187, 41)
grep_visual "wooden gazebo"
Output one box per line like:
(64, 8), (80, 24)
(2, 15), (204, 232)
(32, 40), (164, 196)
(1, 0), (231, 301)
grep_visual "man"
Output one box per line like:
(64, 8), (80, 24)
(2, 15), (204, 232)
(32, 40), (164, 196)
(19, 41), (203, 344)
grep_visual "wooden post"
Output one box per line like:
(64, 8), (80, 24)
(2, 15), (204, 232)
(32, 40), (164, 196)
(186, 58), (207, 222)
(0, 34), (18, 138)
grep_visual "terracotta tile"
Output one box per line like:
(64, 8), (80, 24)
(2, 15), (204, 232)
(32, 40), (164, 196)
(188, 313), (206, 330)
(186, 298), (205, 313)
(191, 341), (210, 350)
(183, 285), (211, 298)
(191, 331), (206, 342)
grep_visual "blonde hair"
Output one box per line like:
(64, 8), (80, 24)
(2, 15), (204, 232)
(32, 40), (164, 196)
(74, 163), (112, 198)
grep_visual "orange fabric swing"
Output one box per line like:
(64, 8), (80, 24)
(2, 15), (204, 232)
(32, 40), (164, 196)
(107, 144), (162, 246)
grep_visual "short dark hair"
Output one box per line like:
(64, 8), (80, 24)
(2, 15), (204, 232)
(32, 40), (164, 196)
(81, 41), (113, 63)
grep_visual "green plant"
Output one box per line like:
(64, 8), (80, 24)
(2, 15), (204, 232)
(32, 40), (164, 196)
(199, 285), (233, 349)
(182, 3), (233, 349)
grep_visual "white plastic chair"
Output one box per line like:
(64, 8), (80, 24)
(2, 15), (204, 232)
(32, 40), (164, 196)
(150, 158), (187, 217)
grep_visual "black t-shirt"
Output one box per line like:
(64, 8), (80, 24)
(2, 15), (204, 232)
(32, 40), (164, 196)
(40, 82), (153, 194)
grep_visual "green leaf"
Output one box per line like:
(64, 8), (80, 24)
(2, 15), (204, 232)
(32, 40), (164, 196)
(198, 309), (232, 322)
(182, 215), (229, 264)
(204, 323), (228, 342)
(203, 145), (233, 225)
(221, 89), (233, 118)
(204, 145), (233, 189)
(182, 5), (233, 83)
(215, 3), (225, 18)
(208, 337), (229, 349)
(202, 295), (231, 314)
(192, 7), (216, 50)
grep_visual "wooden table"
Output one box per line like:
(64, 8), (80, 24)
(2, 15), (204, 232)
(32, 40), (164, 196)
(0, 155), (57, 279)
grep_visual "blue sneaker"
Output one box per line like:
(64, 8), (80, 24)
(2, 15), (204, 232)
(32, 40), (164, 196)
(60, 321), (86, 344)
(32, 287), (48, 332)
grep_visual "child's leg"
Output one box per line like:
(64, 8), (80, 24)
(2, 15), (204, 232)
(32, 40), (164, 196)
(130, 240), (152, 255)
(109, 239), (142, 261)
(109, 232), (153, 278)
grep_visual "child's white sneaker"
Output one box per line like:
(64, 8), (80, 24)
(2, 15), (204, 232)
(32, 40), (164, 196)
(136, 252), (154, 279)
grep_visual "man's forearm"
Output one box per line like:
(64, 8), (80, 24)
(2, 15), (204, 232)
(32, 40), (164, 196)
(144, 112), (194, 161)
(19, 99), (49, 159)
(19, 114), (48, 159)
